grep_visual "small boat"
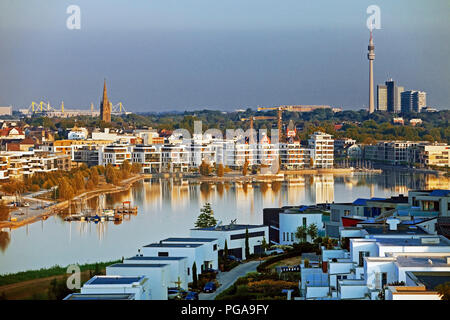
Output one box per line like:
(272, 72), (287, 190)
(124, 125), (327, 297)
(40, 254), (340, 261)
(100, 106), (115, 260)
(103, 209), (115, 216)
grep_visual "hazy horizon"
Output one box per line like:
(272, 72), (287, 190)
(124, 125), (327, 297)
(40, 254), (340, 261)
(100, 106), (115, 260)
(0, 0), (449, 112)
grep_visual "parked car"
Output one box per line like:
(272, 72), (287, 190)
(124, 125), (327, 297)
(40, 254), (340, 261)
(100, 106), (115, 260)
(227, 255), (241, 262)
(203, 282), (216, 293)
(185, 292), (199, 300)
(168, 288), (187, 300)
(265, 248), (284, 255)
(203, 268), (219, 275)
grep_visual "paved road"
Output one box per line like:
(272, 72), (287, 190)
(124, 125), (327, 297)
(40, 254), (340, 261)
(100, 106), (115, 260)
(199, 261), (260, 300)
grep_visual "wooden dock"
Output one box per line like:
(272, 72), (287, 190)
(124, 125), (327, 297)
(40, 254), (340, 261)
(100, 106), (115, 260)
(63, 201), (137, 222)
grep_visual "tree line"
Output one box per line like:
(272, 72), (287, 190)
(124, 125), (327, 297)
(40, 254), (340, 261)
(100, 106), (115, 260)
(0, 161), (142, 201)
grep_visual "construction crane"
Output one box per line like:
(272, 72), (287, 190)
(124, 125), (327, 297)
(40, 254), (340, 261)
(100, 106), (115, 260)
(256, 106), (290, 141)
(240, 116), (277, 144)
(240, 116), (277, 131)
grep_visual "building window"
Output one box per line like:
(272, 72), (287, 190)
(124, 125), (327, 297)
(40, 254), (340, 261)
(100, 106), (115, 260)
(291, 233), (294, 242)
(187, 268), (190, 276)
(359, 251), (370, 266)
(303, 217), (307, 227)
(158, 252), (169, 257)
(213, 244), (217, 251)
(230, 231), (265, 240)
(283, 232), (285, 242)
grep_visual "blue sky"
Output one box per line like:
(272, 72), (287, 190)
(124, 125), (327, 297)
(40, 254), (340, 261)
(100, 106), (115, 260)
(0, 0), (448, 112)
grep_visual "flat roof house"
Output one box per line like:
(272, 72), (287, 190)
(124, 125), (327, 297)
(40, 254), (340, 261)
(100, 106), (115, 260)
(141, 243), (207, 282)
(190, 224), (269, 260)
(79, 276), (150, 300)
(124, 256), (189, 290)
(106, 263), (171, 300)
(159, 237), (219, 272)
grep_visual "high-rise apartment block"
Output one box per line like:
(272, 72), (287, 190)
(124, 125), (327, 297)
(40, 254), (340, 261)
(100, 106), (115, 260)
(377, 85), (387, 111)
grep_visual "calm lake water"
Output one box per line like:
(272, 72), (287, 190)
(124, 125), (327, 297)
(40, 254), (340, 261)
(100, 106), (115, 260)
(0, 171), (448, 275)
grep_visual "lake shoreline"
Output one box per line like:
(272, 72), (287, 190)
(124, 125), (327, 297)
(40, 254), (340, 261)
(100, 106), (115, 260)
(0, 174), (151, 230)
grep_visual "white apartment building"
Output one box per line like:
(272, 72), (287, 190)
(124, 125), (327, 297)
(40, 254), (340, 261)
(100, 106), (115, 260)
(308, 132), (334, 168)
(99, 144), (132, 166)
(132, 144), (162, 173)
(279, 142), (311, 169)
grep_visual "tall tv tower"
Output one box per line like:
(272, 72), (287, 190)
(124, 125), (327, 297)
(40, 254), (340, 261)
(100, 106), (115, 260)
(367, 30), (375, 113)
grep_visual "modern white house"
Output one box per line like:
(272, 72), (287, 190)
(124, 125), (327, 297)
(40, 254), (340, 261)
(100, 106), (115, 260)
(141, 242), (212, 282)
(190, 224), (269, 260)
(278, 208), (324, 245)
(159, 237), (219, 271)
(79, 276), (150, 300)
(106, 263), (171, 300)
(124, 256), (189, 290)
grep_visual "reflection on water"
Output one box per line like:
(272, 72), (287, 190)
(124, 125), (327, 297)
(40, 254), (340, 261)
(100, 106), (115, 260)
(0, 171), (448, 274)
(0, 231), (10, 253)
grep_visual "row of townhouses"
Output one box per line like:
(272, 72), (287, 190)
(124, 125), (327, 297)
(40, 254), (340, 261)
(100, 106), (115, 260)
(64, 223), (268, 300)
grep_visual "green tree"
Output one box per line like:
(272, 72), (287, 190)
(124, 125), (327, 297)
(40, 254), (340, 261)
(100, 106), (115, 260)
(192, 262), (198, 289)
(224, 240), (229, 258)
(307, 223), (318, 242)
(295, 226), (307, 243)
(245, 228), (250, 259)
(261, 236), (269, 251)
(194, 203), (217, 228)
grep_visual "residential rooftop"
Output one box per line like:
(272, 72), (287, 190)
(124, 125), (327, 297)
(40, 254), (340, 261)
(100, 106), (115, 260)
(126, 256), (187, 261)
(374, 237), (450, 247)
(64, 293), (135, 300)
(108, 263), (169, 268)
(143, 243), (203, 248)
(161, 237), (217, 242)
(362, 225), (428, 236)
(396, 256), (450, 268)
(191, 224), (266, 231)
(85, 276), (144, 286)
(411, 271), (450, 290)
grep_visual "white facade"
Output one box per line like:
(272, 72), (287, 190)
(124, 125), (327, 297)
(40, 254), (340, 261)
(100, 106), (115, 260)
(308, 131), (334, 168)
(159, 238), (219, 272)
(279, 211), (323, 245)
(124, 256), (189, 290)
(80, 276), (150, 300)
(190, 224), (269, 260)
(141, 243), (211, 282)
(106, 263), (171, 300)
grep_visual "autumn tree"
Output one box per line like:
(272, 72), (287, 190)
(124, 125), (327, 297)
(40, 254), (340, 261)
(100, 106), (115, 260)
(436, 282), (450, 300)
(242, 159), (249, 176)
(199, 160), (211, 176)
(217, 163), (224, 177)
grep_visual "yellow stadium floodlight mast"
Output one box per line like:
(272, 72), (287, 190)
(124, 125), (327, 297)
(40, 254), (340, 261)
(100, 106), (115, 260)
(61, 101), (64, 113)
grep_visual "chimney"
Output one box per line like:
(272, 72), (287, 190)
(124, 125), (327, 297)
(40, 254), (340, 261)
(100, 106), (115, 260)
(387, 218), (400, 231)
